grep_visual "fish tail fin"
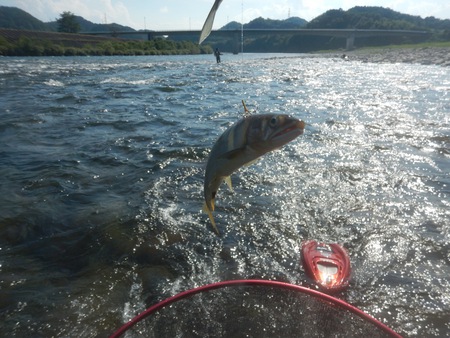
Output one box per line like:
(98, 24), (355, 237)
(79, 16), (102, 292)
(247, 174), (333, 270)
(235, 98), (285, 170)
(225, 176), (233, 192)
(203, 202), (220, 235)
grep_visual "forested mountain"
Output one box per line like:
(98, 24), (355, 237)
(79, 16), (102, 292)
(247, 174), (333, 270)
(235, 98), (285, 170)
(243, 16), (307, 29)
(221, 16), (307, 30)
(71, 15), (135, 33)
(0, 6), (135, 33)
(0, 6), (50, 31)
(306, 6), (450, 30)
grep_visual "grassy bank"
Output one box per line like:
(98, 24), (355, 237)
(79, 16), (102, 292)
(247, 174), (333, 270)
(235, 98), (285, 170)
(0, 29), (213, 56)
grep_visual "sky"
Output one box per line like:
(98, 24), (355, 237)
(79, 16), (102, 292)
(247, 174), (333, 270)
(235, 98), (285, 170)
(2, 0), (450, 31)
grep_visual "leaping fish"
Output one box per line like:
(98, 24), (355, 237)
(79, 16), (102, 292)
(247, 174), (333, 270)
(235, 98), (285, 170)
(203, 113), (305, 234)
(199, 0), (223, 44)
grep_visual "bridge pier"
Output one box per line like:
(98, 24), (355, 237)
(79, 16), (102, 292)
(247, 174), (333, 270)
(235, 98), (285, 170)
(233, 31), (240, 54)
(346, 34), (355, 50)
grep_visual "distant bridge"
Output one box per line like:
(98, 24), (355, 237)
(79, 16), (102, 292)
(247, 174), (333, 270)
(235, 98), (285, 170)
(85, 28), (430, 52)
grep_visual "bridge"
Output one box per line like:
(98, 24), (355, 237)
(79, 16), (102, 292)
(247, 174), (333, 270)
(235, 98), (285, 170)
(85, 29), (430, 52)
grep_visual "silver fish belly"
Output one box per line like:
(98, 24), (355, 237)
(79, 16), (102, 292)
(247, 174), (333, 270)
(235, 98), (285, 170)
(203, 114), (305, 234)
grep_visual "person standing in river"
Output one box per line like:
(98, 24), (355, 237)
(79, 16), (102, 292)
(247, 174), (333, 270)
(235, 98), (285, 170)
(214, 48), (221, 63)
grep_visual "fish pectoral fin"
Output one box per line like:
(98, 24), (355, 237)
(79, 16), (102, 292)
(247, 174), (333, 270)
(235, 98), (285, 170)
(203, 202), (220, 235)
(221, 145), (260, 166)
(219, 147), (246, 160)
(224, 176), (233, 192)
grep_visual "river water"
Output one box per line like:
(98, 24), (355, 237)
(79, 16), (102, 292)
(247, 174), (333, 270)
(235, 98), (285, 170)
(0, 54), (449, 337)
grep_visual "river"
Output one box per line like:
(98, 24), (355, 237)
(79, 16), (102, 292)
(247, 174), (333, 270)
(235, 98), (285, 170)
(0, 53), (449, 337)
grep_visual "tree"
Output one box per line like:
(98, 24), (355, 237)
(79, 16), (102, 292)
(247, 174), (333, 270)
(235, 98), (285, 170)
(57, 12), (80, 33)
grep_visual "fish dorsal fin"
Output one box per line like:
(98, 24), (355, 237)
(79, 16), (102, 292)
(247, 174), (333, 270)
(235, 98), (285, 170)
(224, 176), (233, 192)
(242, 100), (251, 117)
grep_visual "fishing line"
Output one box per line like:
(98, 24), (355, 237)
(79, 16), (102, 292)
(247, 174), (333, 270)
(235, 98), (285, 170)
(241, 0), (244, 56)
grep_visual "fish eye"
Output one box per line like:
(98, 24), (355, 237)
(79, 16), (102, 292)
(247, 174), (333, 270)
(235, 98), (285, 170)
(269, 116), (278, 127)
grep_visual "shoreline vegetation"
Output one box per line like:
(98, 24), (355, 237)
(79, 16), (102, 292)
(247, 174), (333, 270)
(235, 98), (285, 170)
(0, 29), (213, 57)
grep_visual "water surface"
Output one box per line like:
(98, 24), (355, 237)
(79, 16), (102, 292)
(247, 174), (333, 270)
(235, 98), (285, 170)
(1, 54), (449, 336)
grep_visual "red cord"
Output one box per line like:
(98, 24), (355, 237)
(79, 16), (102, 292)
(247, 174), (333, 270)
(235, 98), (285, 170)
(110, 279), (402, 338)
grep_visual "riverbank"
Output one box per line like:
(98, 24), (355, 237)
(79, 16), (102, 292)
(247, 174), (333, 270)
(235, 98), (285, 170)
(0, 28), (212, 56)
(343, 45), (450, 66)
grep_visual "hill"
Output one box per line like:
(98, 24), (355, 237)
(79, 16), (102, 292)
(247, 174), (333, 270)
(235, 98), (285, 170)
(221, 16), (307, 30)
(0, 6), (50, 31)
(0, 6), (136, 33)
(306, 6), (450, 31)
(244, 16), (307, 29)
(72, 15), (135, 33)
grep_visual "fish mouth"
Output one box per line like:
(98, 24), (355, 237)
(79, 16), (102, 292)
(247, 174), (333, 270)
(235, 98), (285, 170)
(274, 120), (305, 139)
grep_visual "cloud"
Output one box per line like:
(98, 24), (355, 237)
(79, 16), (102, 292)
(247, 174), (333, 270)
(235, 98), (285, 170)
(403, 1), (450, 18)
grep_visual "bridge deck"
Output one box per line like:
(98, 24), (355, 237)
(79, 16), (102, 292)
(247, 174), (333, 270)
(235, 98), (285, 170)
(83, 28), (430, 51)
(85, 28), (429, 39)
